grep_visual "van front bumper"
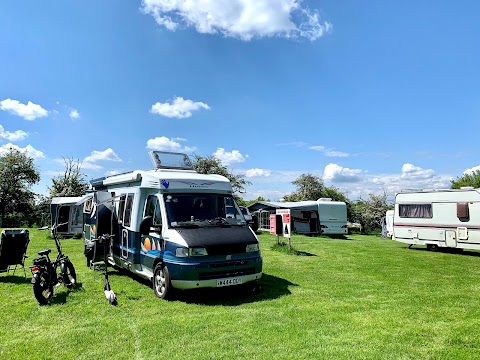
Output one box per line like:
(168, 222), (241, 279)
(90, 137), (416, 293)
(171, 272), (262, 290)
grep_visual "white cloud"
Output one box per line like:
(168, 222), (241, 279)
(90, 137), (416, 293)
(69, 109), (80, 119)
(213, 148), (246, 166)
(84, 148), (122, 163)
(323, 163), (362, 183)
(0, 98), (48, 120)
(245, 168), (271, 177)
(401, 163), (436, 180)
(81, 162), (103, 171)
(325, 151), (350, 158)
(150, 97), (210, 118)
(0, 143), (45, 159)
(309, 145), (350, 158)
(142, 0), (332, 41)
(146, 136), (196, 153)
(0, 125), (28, 141)
(464, 165), (480, 174)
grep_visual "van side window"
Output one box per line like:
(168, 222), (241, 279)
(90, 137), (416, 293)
(124, 194), (134, 226)
(144, 195), (162, 226)
(398, 204), (432, 218)
(84, 198), (93, 213)
(118, 195), (126, 223)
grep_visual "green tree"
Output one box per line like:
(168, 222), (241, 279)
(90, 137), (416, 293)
(49, 158), (89, 197)
(192, 154), (251, 195)
(351, 193), (389, 234)
(451, 170), (480, 189)
(283, 174), (325, 202)
(246, 196), (271, 207)
(0, 148), (40, 227)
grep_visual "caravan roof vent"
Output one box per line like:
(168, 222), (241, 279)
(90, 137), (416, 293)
(460, 186), (475, 190)
(148, 151), (194, 171)
(317, 198), (332, 201)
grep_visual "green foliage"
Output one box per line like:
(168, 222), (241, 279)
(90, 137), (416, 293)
(245, 196), (271, 206)
(351, 193), (389, 234)
(49, 157), (89, 197)
(451, 170), (480, 189)
(283, 173), (325, 201)
(30, 195), (51, 227)
(192, 154), (251, 194)
(0, 148), (40, 226)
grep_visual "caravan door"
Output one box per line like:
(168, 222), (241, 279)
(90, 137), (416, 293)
(446, 230), (456, 248)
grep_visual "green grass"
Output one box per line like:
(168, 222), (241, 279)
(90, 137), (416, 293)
(2, 229), (480, 359)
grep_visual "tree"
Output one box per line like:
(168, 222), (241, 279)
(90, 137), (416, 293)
(49, 158), (89, 197)
(283, 174), (325, 202)
(351, 193), (389, 234)
(246, 196), (271, 207)
(0, 148), (40, 227)
(451, 170), (480, 189)
(192, 154), (251, 195)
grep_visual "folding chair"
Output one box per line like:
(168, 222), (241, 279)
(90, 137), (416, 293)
(0, 229), (30, 278)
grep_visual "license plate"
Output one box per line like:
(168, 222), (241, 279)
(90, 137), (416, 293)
(216, 277), (242, 287)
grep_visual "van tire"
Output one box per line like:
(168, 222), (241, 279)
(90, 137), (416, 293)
(427, 244), (439, 252)
(153, 263), (173, 300)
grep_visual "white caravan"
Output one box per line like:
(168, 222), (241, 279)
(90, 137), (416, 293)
(392, 188), (480, 251)
(385, 210), (394, 238)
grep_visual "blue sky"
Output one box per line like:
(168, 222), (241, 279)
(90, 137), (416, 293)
(1, 0), (480, 202)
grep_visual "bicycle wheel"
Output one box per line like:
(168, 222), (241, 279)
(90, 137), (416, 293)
(33, 273), (54, 305)
(62, 260), (77, 289)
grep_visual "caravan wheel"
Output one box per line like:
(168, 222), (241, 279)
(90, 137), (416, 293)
(427, 244), (439, 252)
(153, 264), (173, 300)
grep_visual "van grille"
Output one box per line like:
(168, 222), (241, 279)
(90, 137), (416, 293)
(199, 267), (256, 280)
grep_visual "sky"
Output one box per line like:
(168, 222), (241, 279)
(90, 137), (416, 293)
(1, 0), (480, 203)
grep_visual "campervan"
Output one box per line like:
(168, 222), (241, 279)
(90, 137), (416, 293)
(392, 188), (480, 251)
(81, 151), (262, 299)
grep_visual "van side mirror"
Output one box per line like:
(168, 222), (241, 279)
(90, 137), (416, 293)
(140, 216), (153, 235)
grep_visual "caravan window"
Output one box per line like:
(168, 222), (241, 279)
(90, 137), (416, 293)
(144, 195), (162, 226)
(398, 204), (432, 218)
(123, 194), (134, 226)
(457, 202), (469, 221)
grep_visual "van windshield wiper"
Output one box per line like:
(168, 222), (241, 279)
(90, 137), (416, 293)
(170, 222), (200, 228)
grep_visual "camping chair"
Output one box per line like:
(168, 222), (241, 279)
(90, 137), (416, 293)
(0, 229), (30, 278)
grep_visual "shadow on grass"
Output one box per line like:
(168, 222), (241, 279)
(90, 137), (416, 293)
(0, 274), (31, 284)
(107, 271), (296, 306)
(406, 246), (480, 256)
(271, 242), (316, 256)
(46, 283), (84, 306)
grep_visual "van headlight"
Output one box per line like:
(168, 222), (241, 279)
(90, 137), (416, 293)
(189, 247), (208, 256)
(246, 244), (259, 252)
(175, 247), (208, 257)
(176, 248), (188, 257)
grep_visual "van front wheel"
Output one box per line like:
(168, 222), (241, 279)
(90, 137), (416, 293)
(153, 264), (173, 300)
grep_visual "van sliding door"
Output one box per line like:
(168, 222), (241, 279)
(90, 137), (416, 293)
(118, 194), (134, 259)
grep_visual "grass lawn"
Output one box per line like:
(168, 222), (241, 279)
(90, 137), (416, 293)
(2, 229), (480, 359)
